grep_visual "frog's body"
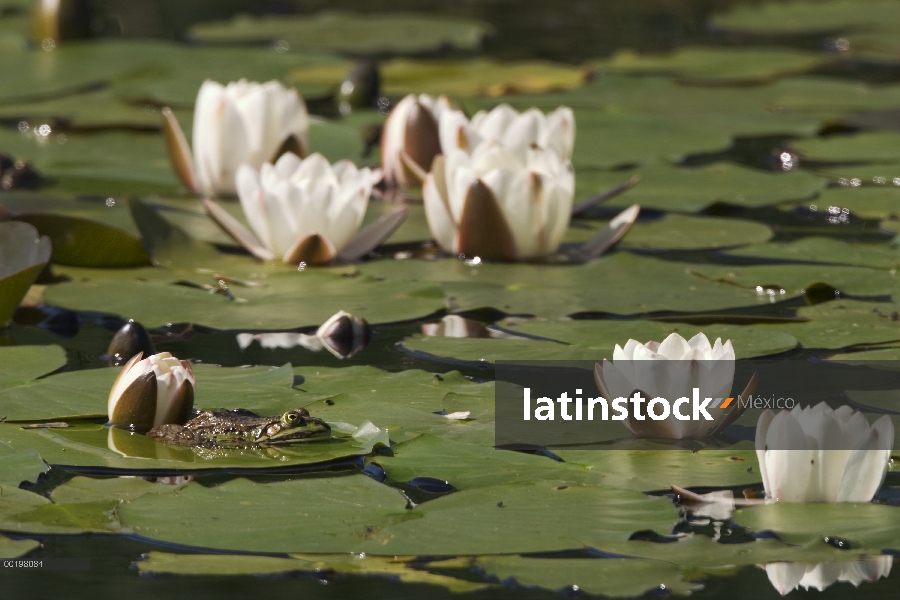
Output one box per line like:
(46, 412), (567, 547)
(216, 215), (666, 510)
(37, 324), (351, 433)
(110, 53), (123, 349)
(147, 408), (331, 448)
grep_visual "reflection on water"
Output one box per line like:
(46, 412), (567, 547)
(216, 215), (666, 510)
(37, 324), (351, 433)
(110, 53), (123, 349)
(763, 557), (893, 595)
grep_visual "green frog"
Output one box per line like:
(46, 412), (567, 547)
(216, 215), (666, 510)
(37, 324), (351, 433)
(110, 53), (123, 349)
(146, 408), (331, 448)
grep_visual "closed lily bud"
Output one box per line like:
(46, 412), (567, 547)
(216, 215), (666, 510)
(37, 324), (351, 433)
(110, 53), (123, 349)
(233, 152), (372, 265)
(31, 0), (92, 46)
(162, 79), (309, 197)
(106, 320), (156, 367)
(423, 142), (574, 260)
(107, 352), (195, 433)
(439, 104), (575, 161)
(755, 402), (894, 503)
(0, 221), (51, 325)
(594, 333), (738, 439)
(316, 311), (371, 359)
(381, 94), (452, 187)
(337, 60), (381, 113)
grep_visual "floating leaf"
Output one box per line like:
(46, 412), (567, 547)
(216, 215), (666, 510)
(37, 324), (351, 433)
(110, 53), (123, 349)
(189, 11), (492, 55)
(593, 47), (826, 83)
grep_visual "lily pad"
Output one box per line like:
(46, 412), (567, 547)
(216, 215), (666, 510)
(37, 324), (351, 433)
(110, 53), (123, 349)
(792, 131), (900, 164)
(471, 555), (701, 597)
(579, 163), (826, 213)
(711, 0), (900, 35)
(135, 552), (492, 592)
(0, 484), (120, 535)
(593, 47), (826, 84)
(188, 11), (492, 55)
(361, 253), (764, 320)
(0, 450), (48, 486)
(725, 238), (900, 270)
(43, 271), (447, 330)
(620, 215), (772, 250)
(732, 503), (900, 551)
(0, 127), (178, 196)
(117, 475), (409, 553)
(0, 534), (39, 559)
(799, 184), (900, 220)
(375, 435), (600, 491)
(351, 481), (678, 555)
(0, 345), (67, 390)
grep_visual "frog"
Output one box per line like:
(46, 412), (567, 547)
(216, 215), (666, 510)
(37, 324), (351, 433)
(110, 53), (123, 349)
(146, 407), (331, 448)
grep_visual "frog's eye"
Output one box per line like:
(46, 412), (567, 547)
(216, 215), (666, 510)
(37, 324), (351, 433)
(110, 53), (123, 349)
(283, 411), (302, 425)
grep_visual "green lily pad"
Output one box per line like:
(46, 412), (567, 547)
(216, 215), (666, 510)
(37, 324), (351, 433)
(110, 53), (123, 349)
(188, 11), (492, 55)
(0, 534), (39, 559)
(43, 271), (447, 330)
(381, 59), (585, 98)
(362, 253), (763, 320)
(793, 132), (900, 164)
(0, 483), (120, 535)
(0, 127), (178, 196)
(0, 450), (48, 486)
(799, 184), (900, 220)
(572, 111), (731, 169)
(593, 47), (826, 84)
(732, 503), (900, 550)
(350, 481), (678, 555)
(711, 0), (900, 35)
(0, 345), (67, 390)
(725, 238), (900, 270)
(621, 215), (772, 250)
(135, 552), (492, 592)
(580, 163), (826, 213)
(376, 435), (601, 490)
(297, 367), (495, 446)
(14, 213), (149, 268)
(471, 555), (701, 597)
(117, 475), (409, 553)
(555, 448), (761, 493)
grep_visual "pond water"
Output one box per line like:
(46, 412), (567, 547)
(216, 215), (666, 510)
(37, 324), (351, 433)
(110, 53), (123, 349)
(3, 0), (900, 597)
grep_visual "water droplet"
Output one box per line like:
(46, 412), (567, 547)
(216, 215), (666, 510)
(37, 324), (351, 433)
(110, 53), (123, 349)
(41, 38), (56, 51)
(105, 198), (116, 207)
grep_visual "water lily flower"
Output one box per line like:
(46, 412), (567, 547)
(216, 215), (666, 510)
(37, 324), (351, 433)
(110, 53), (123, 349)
(423, 142), (574, 260)
(108, 352), (195, 432)
(439, 103), (575, 161)
(0, 221), (51, 325)
(381, 93), (452, 187)
(162, 79), (309, 197)
(755, 403), (894, 503)
(594, 332), (746, 439)
(763, 558), (892, 595)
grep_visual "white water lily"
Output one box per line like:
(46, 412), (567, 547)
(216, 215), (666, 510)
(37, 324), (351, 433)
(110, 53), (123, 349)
(440, 103), (574, 161)
(594, 332), (740, 439)
(755, 402), (894, 503)
(0, 221), (51, 325)
(381, 93), (452, 187)
(229, 152), (372, 265)
(162, 79), (308, 197)
(108, 352), (195, 432)
(763, 557), (892, 595)
(423, 141), (574, 260)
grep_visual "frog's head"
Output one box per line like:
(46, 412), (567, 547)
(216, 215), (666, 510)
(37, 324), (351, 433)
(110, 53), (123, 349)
(257, 408), (331, 444)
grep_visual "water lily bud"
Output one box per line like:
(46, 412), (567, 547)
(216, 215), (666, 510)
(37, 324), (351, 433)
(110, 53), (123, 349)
(337, 60), (381, 114)
(594, 332), (738, 439)
(31, 0), (92, 46)
(108, 352), (195, 433)
(233, 152), (372, 265)
(0, 221), (51, 325)
(316, 310), (371, 359)
(106, 320), (156, 367)
(755, 403), (894, 503)
(381, 94), (452, 187)
(423, 143), (574, 260)
(163, 79), (309, 197)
